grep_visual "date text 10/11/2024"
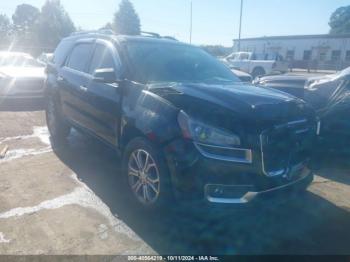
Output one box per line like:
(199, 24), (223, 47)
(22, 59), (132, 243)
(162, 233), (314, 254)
(127, 256), (220, 261)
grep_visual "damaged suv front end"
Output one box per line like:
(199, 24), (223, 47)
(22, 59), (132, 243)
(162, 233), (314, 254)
(156, 83), (318, 204)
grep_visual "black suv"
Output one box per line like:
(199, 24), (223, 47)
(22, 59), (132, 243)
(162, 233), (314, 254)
(46, 31), (317, 208)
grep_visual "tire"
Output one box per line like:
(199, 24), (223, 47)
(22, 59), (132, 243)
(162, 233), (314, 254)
(252, 67), (266, 79)
(122, 137), (173, 210)
(46, 95), (71, 145)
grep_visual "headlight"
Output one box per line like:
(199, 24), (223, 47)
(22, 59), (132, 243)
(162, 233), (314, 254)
(177, 111), (241, 147)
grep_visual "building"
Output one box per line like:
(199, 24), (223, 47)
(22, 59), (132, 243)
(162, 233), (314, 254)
(233, 34), (350, 70)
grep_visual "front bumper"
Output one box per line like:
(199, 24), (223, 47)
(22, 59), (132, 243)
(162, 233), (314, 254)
(204, 167), (313, 204)
(164, 139), (313, 205)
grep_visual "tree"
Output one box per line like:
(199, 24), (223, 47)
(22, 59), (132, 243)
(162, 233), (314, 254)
(100, 22), (114, 31)
(37, 0), (75, 51)
(0, 14), (11, 37)
(0, 14), (12, 46)
(11, 4), (40, 52)
(12, 4), (40, 32)
(113, 0), (141, 35)
(12, 4), (40, 51)
(329, 5), (350, 34)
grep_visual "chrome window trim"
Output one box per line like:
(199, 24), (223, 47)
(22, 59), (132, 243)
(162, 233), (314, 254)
(194, 142), (253, 164)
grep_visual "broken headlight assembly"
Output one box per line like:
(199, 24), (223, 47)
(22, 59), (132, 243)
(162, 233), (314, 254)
(177, 111), (252, 163)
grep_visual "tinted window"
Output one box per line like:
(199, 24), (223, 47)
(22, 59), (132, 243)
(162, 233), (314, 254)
(53, 40), (73, 66)
(239, 53), (249, 60)
(331, 50), (341, 61)
(346, 51), (350, 61)
(303, 50), (312, 61)
(67, 43), (93, 72)
(89, 44), (116, 74)
(126, 42), (239, 84)
(286, 50), (295, 61)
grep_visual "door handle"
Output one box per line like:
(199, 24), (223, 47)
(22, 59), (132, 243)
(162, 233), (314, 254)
(79, 85), (88, 92)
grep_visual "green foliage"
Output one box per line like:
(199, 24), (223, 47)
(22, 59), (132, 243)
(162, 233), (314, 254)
(0, 0), (76, 55)
(100, 22), (114, 31)
(329, 5), (350, 34)
(113, 0), (141, 35)
(12, 4), (40, 31)
(36, 0), (76, 51)
(0, 14), (12, 45)
(11, 4), (40, 53)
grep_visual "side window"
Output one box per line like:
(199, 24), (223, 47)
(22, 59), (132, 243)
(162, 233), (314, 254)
(53, 40), (72, 66)
(66, 43), (93, 72)
(239, 53), (249, 60)
(89, 44), (116, 74)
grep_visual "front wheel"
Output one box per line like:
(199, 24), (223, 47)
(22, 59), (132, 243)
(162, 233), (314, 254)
(252, 67), (266, 79)
(46, 96), (71, 145)
(122, 137), (173, 209)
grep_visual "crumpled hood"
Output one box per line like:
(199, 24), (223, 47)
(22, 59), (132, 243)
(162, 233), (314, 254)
(0, 66), (46, 79)
(148, 82), (310, 124)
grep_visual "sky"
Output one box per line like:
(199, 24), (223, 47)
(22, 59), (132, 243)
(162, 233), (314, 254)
(1, 0), (349, 46)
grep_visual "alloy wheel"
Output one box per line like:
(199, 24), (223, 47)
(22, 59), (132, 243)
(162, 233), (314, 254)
(128, 149), (160, 205)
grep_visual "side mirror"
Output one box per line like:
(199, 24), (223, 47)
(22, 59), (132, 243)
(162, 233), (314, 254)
(93, 68), (117, 83)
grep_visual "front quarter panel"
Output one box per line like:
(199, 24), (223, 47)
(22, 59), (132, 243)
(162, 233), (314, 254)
(121, 82), (181, 145)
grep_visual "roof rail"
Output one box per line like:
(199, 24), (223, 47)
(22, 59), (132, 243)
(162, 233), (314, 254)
(162, 36), (178, 41)
(70, 29), (115, 36)
(141, 31), (161, 38)
(141, 31), (178, 41)
(69, 30), (178, 42)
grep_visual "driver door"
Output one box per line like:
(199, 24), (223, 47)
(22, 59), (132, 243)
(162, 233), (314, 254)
(83, 40), (123, 146)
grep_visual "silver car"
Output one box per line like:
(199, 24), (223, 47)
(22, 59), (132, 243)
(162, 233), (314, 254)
(0, 52), (46, 102)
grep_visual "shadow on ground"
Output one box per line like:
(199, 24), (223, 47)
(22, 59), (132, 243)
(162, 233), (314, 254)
(54, 129), (350, 255)
(313, 151), (350, 185)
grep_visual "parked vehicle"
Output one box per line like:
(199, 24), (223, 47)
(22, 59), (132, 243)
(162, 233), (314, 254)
(253, 74), (309, 98)
(0, 52), (46, 102)
(231, 68), (252, 83)
(37, 52), (54, 65)
(222, 52), (289, 78)
(254, 69), (350, 152)
(46, 31), (317, 209)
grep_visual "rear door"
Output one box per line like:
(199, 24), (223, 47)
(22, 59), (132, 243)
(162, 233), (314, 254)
(58, 40), (95, 129)
(83, 40), (123, 146)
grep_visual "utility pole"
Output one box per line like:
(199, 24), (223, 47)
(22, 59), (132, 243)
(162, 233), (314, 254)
(190, 0), (193, 44)
(238, 0), (243, 51)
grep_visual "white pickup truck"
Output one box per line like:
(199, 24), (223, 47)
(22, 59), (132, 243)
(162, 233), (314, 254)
(222, 52), (289, 78)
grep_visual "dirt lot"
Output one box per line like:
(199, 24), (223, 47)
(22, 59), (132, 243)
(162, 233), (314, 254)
(0, 107), (350, 255)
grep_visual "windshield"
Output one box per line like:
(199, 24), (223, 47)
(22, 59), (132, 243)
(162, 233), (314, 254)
(126, 42), (240, 84)
(0, 55), (42, 67)
(336, 66), (350, 79)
